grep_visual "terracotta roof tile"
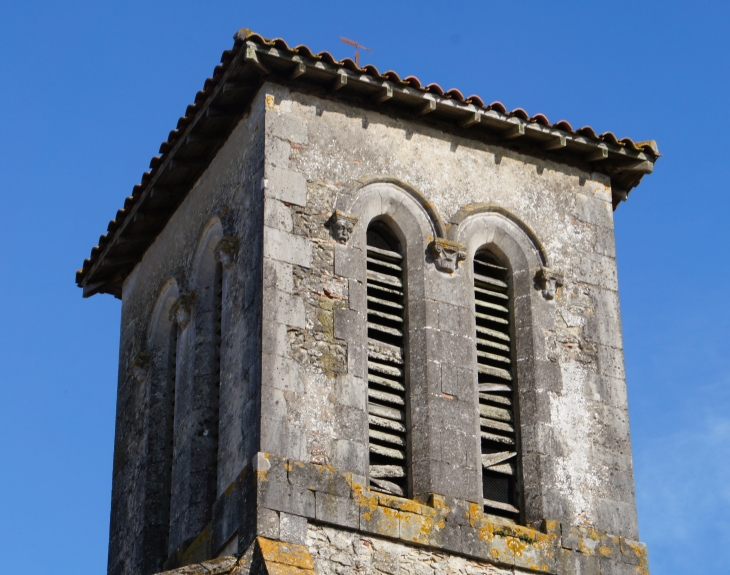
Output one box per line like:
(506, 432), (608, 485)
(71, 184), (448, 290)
(76, 30), (658, 296)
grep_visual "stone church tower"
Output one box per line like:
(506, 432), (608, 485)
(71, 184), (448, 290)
(77, 30), (657, 575)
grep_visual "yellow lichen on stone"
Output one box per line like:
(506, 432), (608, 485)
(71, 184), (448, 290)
(178, 523), (212, 566)
(577, 538), (592, 556)
(507, 537), (526, 557)
(465, 502), (484, 528)
(264, 564), (314, 575)
(377, 493), (435, 516)
(599, 545), (613, 556)
(256, 537), (315, 570)
(346, 476), (378, 519)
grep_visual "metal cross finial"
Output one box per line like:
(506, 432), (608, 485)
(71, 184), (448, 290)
(340, 37), (372, 66)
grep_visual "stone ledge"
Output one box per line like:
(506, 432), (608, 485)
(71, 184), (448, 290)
(157, 556), (239, 575)
(167, 454), (649, 575)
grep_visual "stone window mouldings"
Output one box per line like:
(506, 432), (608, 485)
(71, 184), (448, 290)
(141, 277), (181, 572)
(451, 209), (562, 526)
(333, 179), (486, 503)
(167, 217), (230, 555)
(333, 180), (437, 499)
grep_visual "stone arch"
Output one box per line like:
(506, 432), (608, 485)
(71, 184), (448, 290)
(168, 216), (227, 554)
(148, 277), (180, 350)
(336, 176), (447, 240)
(450, 203), (549, 267)
(337, 180), (440, 497)
(453, 210), (559, 525)
(191, 217), (225, 291)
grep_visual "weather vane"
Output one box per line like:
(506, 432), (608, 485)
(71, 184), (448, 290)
(340, 37), (372, 66)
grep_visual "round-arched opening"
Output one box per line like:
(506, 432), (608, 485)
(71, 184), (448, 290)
(365, 219), (409, 498)
(473, 248), (521, 522)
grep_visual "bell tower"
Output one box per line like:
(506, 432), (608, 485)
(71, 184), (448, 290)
(78, 30), (657, 575)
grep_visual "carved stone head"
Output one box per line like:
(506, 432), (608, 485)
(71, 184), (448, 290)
(130, 352), (150, 385)
(329, 211), (359, 244)
(169, 292), (195, 329)
(536, 267), (564, 300)
(214, 236), (239, 269)
(430, 238), (467, 273)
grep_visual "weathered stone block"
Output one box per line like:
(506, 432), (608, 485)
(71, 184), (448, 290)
(260, 418), (308, 461)
(574, 192), (613, 229)
(347, 279), (366, 312)
(619, 538), (647, 567)
(265, 166), (307, 206)
(279, 512), (308, 545)
(598, 557), (639, 575)
(262, 289), (305, 329)
(264, 227), (312, 268)
(556, 548), (600, 575)
(345, 344), (366, 380)
(596, 499), (638, 539)
(256, 507), (280, 540)
(440, 362), (476, 400)
(333, 307), (364, 341)
(287, 460), (351, 497)
(334, 244), (365, 279)
(360, 504), (400, 539)
(334, 439), (368, 476)
(258, 478), (315, 519)
(268, 112), (308, 145)
(264, 198), (294, 232)
(460, 523), (512, 568)
(262, 354), (304, 394)
(335, 374), (366, 410)
(314, 492), (359, 529)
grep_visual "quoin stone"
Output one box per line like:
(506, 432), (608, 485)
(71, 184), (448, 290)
(77, 29), (658, 575)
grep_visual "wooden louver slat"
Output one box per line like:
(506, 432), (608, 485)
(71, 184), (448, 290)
(366, 223), (409, 498)
(474, 249), (520, 521)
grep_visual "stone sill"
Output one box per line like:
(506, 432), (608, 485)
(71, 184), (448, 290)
(166, 453), (648, 575)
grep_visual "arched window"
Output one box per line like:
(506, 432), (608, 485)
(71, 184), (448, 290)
(188, 243), (223, 522)
(365, 221), (410, 497)
(141, 280), (180, 571)
(167, 222), (225, 552)
(473, 248), (521, 521)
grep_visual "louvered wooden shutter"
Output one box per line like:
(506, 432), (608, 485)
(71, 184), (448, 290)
(366, 223), (409, 497)
(473, 250), (520, 520)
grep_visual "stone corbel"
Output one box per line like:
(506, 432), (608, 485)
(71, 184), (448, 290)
(429, 238), (467, 273)
(169, 292), (195, 329)
(328, 210), (359, 244)
(536, 267), (564, 300)
(214, 236), (239, 269)
(130, 351), (150, 385)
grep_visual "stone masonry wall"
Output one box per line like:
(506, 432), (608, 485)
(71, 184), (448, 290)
(308, 524), (511, 575)
(111, 90), (269, 575)
(258, 81), (637, 538)
(110, 77), (642, 575)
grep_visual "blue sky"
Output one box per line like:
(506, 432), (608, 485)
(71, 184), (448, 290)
(0, 2), (728, 574)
